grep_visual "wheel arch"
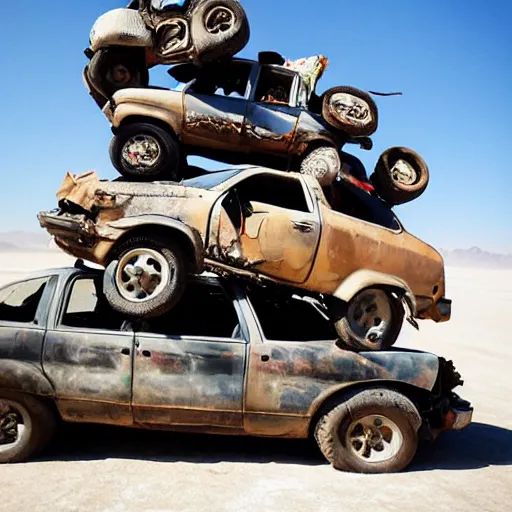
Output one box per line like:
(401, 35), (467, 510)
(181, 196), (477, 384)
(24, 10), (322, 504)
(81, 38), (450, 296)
(0, 360), (55, 398)
(333, 270), (418, 316)
(105, 217), (204, 273)
(307, 380), (429, 438)
(112, 110), (180, 138)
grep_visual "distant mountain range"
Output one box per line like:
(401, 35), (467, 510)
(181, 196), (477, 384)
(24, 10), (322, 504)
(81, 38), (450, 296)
(440, 247), (512, 269)
(0, 232), (510, 268)
(0, 231), (54, 252)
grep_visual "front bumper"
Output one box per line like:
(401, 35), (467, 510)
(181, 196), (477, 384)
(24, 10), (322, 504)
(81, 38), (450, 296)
(442, 395), (473, 431)
(420, 297), (452, 323)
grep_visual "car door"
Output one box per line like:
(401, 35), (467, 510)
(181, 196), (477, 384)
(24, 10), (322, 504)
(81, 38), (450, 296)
(244, 65), (301, 154)
(182, 61), (254, 150)
(208, 172), (321, 284)
(132, 278), (247, 430)
(43, 274), (135, 426)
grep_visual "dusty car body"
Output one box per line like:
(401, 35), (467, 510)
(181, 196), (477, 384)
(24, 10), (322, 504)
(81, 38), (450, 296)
(0, 266), (472, 471)
(85, 0), (250, 107)
(38, 167), (451, 333)
(85, 52), (379, 186)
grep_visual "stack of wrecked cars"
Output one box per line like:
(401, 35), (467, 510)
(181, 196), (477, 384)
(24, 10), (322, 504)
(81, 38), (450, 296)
(0, 0), (472, 473)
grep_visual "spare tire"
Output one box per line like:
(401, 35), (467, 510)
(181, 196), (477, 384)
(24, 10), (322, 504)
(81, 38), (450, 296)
(190, 0), (250, 64)
(87, 47), (149, 99)
(322, 86), (378, 137)
(370, 147), (430, 206)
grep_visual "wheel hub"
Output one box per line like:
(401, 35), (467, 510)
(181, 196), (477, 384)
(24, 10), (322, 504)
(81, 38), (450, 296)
(347, 289), (393, 344)
(347, 414), (403, 463)
(391, 160), (417, 186)
(330, 93), (373, 127)
(122, 135), (161, 170)
(116, 248), (171, 303)
(110, 64), (132, 86)
(0, 405), (19, 446)
(206, 7), (235, 34)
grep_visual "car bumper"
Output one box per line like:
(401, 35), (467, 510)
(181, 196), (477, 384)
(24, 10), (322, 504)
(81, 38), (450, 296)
(420, 297), (452, 323)
(38, 210), (97, 248)
(442, 395), (473, 431)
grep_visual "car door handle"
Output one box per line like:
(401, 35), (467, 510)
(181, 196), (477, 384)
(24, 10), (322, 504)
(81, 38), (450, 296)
(121, 348), (130, 356)
(142, 350), (152, 358)
(293, 221), (313, 233)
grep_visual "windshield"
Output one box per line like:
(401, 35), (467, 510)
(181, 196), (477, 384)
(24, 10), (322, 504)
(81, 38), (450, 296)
(183, 169), (242, 190)
(150, 0), (188, 11)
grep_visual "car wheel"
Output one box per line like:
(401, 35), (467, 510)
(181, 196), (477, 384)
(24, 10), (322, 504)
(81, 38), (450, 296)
(110, 122), (183, 181)
(190, 0), (250, 64)
(334, 289), (404, 351)
(104, 236), (188, 319)
(87, 48), (149, 99)
(0, 392), (56, 464)
(300, 147), (341, 186)
(370, 147), (430, 206)
(314, 388), (420, 473)
(321, 86), (379, 137)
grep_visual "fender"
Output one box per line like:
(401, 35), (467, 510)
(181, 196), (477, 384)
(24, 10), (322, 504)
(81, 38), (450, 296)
(0, 360), (54, 397)
(111, 89), (183, 134)
(333, 269), (418, 317)
(90, 8), (153, 52)
(107, 215), (204, 271)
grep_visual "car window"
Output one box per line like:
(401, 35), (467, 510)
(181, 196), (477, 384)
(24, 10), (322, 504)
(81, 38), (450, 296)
(235, 173), (310, 213)
(0, 277), (49, 324)
(326, 180), (402, 231)
(142, 281), (241, 339)
(255, 66), (295, 105)
(247, 285), (336, 342)
(189, 62), (252, 99)
(183, 169), (242, 189)
(61, 277), (125, 331)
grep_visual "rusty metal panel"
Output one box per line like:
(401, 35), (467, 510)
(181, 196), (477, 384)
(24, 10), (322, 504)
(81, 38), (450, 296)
(43, 329), (135, 424)
(244, 340), (439, 437)
(244, 103), (300, 154)
(304, 204), (445, 299)
(183, 93), (248, 150)
(132, 334), (246, 428)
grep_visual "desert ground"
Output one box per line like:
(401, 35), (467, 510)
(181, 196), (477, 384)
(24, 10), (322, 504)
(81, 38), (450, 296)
(0, 251), (511, 512)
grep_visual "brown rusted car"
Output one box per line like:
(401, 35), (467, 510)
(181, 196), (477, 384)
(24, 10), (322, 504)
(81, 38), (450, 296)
(0, 266), (472, 472)
(38, 166), (450, 351)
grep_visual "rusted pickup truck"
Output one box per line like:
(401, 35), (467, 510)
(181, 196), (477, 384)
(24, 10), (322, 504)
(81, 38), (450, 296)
(0, 264), (472, 472)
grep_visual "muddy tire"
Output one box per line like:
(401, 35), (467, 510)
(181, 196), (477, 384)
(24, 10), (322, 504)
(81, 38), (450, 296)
(104, 236), (188, 319)
(0, 392), (56, 464)
(190, 0), (250, 64)
(322, 86), (378, 137)
(110, 122), (183, 181)
(334, 289), (404, 351)
(300, 147), (341, 186)
(370, 147), (430, 206)
(87, 47), (149, 99)
(314, 388), (420, 473)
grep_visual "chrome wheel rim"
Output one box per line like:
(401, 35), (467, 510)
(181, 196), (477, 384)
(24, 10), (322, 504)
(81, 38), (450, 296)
(115, 248), (170, 303)
(347, 414), (403, 463)
(329, 93), (373, 127)
(0, 400), (30, 455)
(122, 135), (161, 170)
(347, 289), (393, 345)
(205, 6), (235, 34)
(391, 160), (417, 186)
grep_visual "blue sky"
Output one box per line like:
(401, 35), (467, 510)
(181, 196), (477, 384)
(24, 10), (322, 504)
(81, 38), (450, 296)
(1, 0), (511, 252)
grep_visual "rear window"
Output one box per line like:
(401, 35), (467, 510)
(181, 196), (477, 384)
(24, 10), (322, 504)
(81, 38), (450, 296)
(0, 277), (49, 324)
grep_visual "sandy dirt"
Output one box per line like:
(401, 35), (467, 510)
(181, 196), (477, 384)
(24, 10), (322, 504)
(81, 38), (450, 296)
(0, 252), (511, 512)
